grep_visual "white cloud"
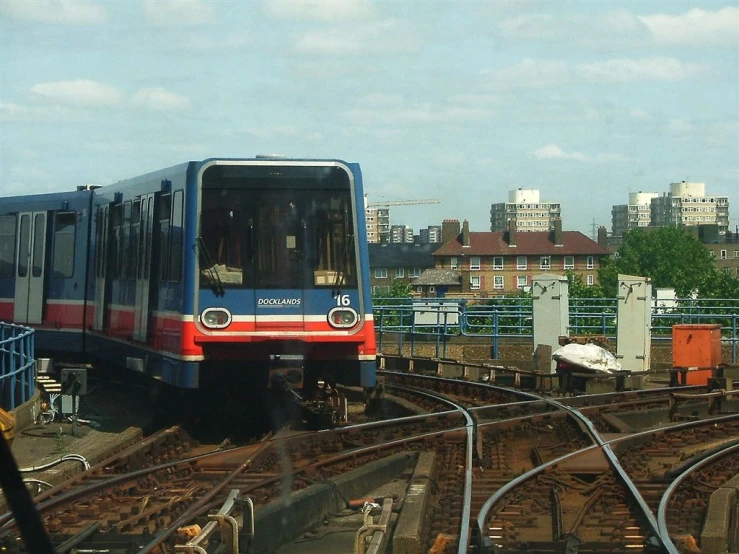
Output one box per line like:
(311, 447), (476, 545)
(534, 144), (587, 161)
(0, 102), (31, 122)
(1, 0), (107, 24)
(239, 125), (303, 140)
(481, 58), (571, 90)
(30, 80), (123, 107)
(294, 19), (420, 55)
(576, 57), (708, 83)
(640, 7), (739, 46)
(483, 56), (709, 91)
(361, 93), (405, 106)
(533, 144), (627, 163)
(143, 0), (216, 26)
(497, 10), (648, 45)
(131, 88), (191, 111)
(345, 126), (402, 141)
(495, 8), (739, 48)
(667, 119), (693, 132)
(344, 100), (492, 125)
(0, 100), (97, 123)
(497, 13), (561, 40)
(263, 0), (377, 21)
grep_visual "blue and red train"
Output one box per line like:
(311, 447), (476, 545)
(0, 157), (376, 394)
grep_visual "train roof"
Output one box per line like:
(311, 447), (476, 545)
(0, 157), (359, 203)
(0, 187), (94, 208)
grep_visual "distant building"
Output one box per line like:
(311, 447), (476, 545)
(368, 243), (437, 295)
(365, 205), (390, 244)
(611, 191), (659, 237)
(419, 225), (442, 244)
(650, 182), (730, 235)
(429, 219), (609, 296)
(490, 189), (562, 232)
(390, 225), (414, 244)
(690, 225), (739, 279)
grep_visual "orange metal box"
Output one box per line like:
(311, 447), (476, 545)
(672, 324), (722, 369)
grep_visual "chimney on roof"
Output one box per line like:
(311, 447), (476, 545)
(442, 219), (461, 245)
(552, 217), (563, 246)
(462, 220), (470, 247)
(506, 218), (517, 246)
(597, 226), (607, 246)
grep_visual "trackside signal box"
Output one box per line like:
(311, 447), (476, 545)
(672, 324), (722, 385)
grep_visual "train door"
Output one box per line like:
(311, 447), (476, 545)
(133, 193), (155, 342)
(13, 212), (47, 324)
(93, 206), (108, 331)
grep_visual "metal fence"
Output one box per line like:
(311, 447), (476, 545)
(0, 323), (36, 411)
(373, 297), (739, 363)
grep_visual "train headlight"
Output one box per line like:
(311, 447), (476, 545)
(327, 307), (358, 329)
(200, 307), (232, 329)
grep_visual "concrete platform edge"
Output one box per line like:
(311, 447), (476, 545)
(393, 450), (437, 554)
(250, 451), (418, 553)
(701, 472), (739, 554)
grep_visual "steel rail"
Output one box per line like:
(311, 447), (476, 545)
(0, 438), (271, 531)
(540, 397), (677, 554)
(142, 383), (476, 554)
(139, 423), (472, 553)
(380, 369), (543, 404)
(0, 424), (189, 526)
(369, 382), (478, 554)
(657, 441), (739, 551)
(475, 412), (739, 552)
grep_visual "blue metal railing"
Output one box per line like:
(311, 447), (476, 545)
(373, 297), (739, 363)
(0, 323), (36, 411)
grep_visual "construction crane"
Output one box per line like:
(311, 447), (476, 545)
(365, 195), (441, 208)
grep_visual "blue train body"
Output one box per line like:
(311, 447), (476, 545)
(0, 158), (377, 390)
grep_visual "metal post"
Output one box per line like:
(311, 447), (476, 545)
(28, 330), (35, 400)
(398, 309), (404, 356)
(9, 333), (17, 410)
(492, 311), (499, 360)
(410, 308), (416, 358)
(733, 315), (737, 365)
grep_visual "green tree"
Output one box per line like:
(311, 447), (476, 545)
(704, 268), (739, 300)
(598, 226), (718, 297)
(566, 270), (606, 299)
(371, 278), (413, 300)
(372, 279), (414, 327)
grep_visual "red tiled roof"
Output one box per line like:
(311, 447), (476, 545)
(432, 231), (610, 256)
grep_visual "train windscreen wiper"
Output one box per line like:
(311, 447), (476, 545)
(195, 236), (225, 296)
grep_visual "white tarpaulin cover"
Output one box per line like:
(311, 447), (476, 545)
(552, 343), (622, 374)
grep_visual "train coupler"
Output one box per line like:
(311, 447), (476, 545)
(301, 380), (347, 429)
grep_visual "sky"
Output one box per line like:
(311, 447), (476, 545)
(1, 0), (738, 238)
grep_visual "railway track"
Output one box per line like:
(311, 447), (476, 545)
(2, 371), (737, 553)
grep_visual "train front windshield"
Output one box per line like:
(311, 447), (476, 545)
(199, 163), (358, 290)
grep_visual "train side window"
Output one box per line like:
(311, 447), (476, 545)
(18, 215), (30, 278)
(122, 201), (131, 279)
(159, 194), (171, 281)
(95, 210), (103, 278)
(32, 213), (45, 278)
(52, 212), (76, 278)
(110, 204), (122, 279)
(0, 215), (16, 278)
(130, 199), (141, 279)
(169, 190), (183, 282)
(143, 196), (153, 279)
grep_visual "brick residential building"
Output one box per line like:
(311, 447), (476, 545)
(368, 243), (437, 294)
(429, 219), (610, 296)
